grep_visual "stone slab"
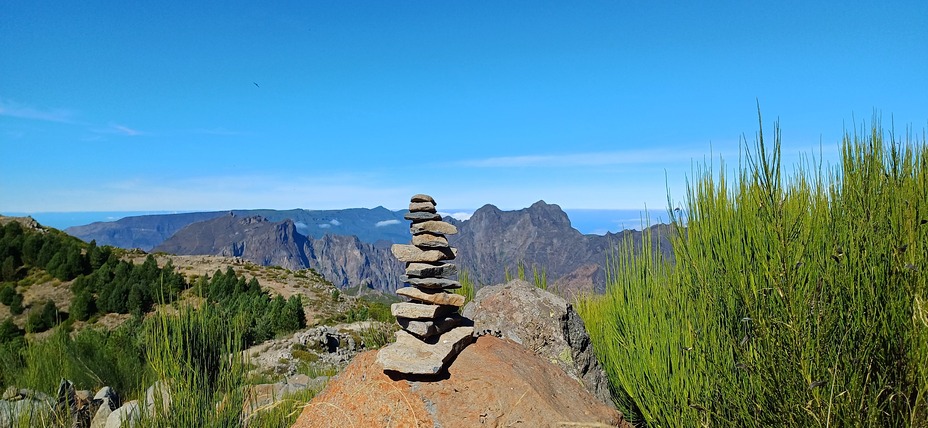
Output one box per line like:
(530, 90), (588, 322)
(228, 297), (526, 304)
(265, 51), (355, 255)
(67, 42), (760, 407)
(376, 326), (475, 375)
(391, 244), (456, 263)
(410, 220), (458, 236)
(391, 302), (457, 320)
(396, 286), (465, 307)
(405, 277), (462, 289)
(405, 262), (457, 278)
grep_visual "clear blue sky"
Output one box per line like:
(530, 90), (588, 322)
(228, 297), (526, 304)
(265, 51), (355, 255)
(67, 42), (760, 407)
(2, 1), (926, 213)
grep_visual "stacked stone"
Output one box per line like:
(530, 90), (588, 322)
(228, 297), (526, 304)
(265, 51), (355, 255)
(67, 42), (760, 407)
(376, 194), (474, 376)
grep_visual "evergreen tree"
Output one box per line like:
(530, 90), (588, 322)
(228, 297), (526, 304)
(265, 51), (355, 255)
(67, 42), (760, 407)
(25, 300), (58, 333)
(70, 289), (96, 321)
(0, 317), (23, 343)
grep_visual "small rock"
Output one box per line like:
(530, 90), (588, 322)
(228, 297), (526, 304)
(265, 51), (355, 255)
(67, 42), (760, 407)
(410, 194), (436, 204)
(397, 314), (465, 338)
(410, 220), (458, 236)
(105, 400), (140, 428)
(376, 326), (474, 375)
(391, 244), (456, 263)
(396, 287), (465, 307)
(391, 302), (457, 320)
(405, 277), (461, 289)
(408, 201), (437, 213)
(405, 262), (457, 278)
(404, 211), (442, 222)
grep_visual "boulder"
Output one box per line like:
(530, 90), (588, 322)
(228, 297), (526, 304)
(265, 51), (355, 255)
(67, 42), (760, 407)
(105, 400), (139, 428)
(462, 279), (614, 407)
(294, 335), (628, 428)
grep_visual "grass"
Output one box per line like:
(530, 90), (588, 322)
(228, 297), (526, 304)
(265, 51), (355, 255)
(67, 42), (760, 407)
(577, 116), (928, 427)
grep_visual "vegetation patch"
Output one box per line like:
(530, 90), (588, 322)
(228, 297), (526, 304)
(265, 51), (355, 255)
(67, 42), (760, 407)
(578, 118), (928, 426)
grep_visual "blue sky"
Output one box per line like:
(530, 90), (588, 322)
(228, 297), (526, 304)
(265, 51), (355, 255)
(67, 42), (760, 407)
(2, 1), (926, 215)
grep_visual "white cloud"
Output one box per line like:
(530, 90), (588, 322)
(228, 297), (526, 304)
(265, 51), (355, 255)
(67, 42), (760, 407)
(375, 219), (401, 227)
(329, 219), (341, 226)
(458, 148), (711, 168)
(439, 211), (472, 221)
(318, 223), (331, 228)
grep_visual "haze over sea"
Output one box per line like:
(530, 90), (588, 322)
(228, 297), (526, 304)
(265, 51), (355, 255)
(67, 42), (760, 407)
(6, 208), (667, 236)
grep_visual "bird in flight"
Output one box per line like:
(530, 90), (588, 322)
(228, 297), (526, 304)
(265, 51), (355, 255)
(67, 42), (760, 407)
(253, 82), (260, 88)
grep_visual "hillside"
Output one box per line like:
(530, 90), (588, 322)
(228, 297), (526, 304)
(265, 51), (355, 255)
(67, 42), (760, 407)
(65, 207), (411, 251)
(124, 202), (674, 295)
(153, 214), (405, 292)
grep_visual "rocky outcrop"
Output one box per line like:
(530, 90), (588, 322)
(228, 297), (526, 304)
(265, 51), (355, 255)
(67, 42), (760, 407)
(462, 279), (614, 407)
(293, 335), (629, 428)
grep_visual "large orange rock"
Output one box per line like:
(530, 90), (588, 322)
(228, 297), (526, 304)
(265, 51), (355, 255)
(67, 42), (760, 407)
(292, 336), (628, 428)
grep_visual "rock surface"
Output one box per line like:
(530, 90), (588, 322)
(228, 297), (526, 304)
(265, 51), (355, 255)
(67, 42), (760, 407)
(462, 279), (614, 407)
(294, 335), (629, 428)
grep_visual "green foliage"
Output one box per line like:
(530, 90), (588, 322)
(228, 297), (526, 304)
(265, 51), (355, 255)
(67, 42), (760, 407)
(453, 269), (476, 307)
(577, 118), (928, 426)
(195, 268), (306, 346)
(24, 300), (59, 333)
(0, 317), (23, 343)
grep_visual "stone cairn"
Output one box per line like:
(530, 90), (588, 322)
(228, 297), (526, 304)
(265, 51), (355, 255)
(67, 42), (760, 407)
(376, 194), (475, 376)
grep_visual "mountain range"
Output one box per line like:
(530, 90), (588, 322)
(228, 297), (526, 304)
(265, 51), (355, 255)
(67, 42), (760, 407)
(66, 202), (675, 295)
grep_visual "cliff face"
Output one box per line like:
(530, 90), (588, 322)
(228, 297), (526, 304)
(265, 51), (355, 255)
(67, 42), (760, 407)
(153, 213), (404, 292)
(303, 234), (404, 292)
(450, 201), (675, 294)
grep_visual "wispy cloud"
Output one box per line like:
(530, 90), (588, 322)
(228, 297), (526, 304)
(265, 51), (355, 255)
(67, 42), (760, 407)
(459, 148), (708, 168)
(375, 219), (401, 227)
(329, 219), (341, 226)
(92, 123), (145, 136)
(0, 98), (78, 124)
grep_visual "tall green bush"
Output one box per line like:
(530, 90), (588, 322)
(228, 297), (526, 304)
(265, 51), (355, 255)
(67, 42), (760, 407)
(578, 117), (928, 426)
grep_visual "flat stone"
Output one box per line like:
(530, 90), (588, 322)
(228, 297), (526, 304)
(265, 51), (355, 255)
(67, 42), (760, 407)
(409, 201), (437, 213)
(406, 262), (457, 278)
(397, 314), (465, 338)
(411, 194), (436, 204)
(406, 277), (462, 289)
(412, 233), (449, 248)
(391, 302), (457, 319)
(404, 211), (442, 222)
(376, 327), (475, 375)
(396, 287), (466, 307)
(391, 244), (456, 263)
(410, 220), (458, 235)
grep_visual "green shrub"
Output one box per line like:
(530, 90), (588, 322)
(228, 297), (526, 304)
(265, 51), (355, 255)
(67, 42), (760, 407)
(578, 117), (928, 427)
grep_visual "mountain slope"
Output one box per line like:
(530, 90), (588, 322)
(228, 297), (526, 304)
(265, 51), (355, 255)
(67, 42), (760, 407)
(449, 201), (675, 294)
(153, 214), (404, 292)
(66, 208), (411, 251)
